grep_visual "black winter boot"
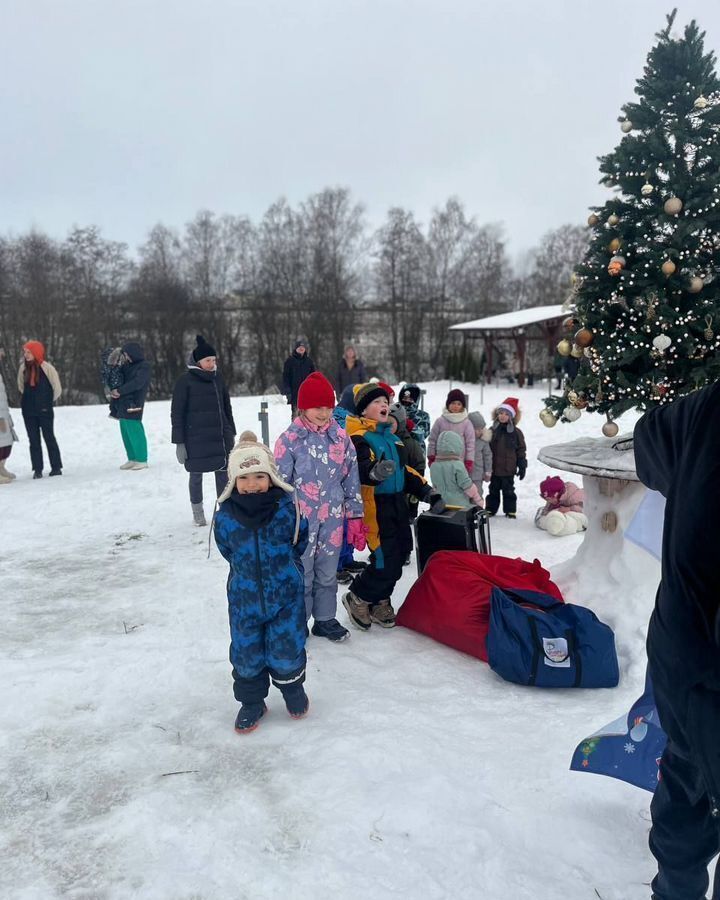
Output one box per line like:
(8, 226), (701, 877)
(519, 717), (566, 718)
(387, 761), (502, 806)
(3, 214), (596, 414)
(311, 618), (350, 642)
(282, 684), (309, 719)
(234, 702), (267, 734)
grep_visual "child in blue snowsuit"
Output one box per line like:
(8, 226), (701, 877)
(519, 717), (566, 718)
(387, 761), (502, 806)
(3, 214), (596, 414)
(214, 431), (309, 734)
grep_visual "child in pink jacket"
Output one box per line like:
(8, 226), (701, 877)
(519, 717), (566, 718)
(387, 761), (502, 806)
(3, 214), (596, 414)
(427, 389), (476, 474)
(535, 476), (587, 536)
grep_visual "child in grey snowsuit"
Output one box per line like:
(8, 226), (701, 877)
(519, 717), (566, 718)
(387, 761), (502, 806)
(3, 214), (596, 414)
(468, 411), (493, 499)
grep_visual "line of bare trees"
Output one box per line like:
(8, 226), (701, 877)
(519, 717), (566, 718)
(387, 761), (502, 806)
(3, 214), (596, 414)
(0, 187), (587, 404)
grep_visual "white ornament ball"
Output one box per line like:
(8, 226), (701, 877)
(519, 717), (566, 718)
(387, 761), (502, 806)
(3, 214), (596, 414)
(641, 183), (654, 196)
(694, 95), (708, 110)
(664, 197), (683, 215)
(602, 421), (619, 437)
(563, 406), (582, 422)
(620, 119), (633, 133)
(653, 334), (672, 351)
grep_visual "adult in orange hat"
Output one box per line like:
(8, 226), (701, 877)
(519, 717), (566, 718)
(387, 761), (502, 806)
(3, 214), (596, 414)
(17, 341), (63, 478)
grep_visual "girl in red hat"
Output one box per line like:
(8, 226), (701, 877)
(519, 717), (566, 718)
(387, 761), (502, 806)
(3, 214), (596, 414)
(17, 341), (63, 478)
(487, 398), (526, 518)
(274, 372), (364, 643)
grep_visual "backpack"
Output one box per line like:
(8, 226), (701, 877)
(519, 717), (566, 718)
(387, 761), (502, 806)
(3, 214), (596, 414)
(487, 587), (619, 688)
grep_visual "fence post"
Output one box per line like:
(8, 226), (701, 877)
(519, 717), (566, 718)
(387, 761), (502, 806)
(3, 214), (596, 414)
(419, 388), (427, 412)
(258, 401), (270, 447)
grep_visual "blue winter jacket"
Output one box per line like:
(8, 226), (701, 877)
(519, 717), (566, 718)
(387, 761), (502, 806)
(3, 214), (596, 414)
(214, 490), (309, 620)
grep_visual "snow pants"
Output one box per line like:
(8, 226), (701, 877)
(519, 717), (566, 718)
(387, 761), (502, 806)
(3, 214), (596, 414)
(303, 518), (343, 621)
(351, 493), (412, 605)
(337, 518), (354, 572)
(23, 411), (62, 474)
(119, 419), (148, 463)
(486, 475), (517, 515)
(189, 470), (227, 504)
(649, 665), (720, 900)
(229, 599), (307, 705)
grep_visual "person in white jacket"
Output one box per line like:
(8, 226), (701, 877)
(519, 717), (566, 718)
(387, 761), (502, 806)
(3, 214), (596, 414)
(0, 365), (18, 484)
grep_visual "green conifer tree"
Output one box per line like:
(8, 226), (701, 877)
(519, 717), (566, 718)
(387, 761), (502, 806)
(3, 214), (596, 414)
(544, 10), (720, 433)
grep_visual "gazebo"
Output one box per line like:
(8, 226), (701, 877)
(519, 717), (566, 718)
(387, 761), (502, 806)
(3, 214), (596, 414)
(449, 304), (568, 386)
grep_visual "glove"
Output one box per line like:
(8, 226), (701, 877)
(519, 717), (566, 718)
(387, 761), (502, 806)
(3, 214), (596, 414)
(347, 518), (369, 551)
(370, 459), (396, 482)
(427, 492), (446, 515)
(517, 459), (527, 480)
(176, 444), (188, 464)
(406, 418), (415, 432)
(483, 472), (492, 483)
(464, 460), (474, 474)
(427, 455), (435, 466)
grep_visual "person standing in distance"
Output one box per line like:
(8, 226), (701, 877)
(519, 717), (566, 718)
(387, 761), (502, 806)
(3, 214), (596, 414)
(17, 341), (62, 478)
(281, 339), (315, 420)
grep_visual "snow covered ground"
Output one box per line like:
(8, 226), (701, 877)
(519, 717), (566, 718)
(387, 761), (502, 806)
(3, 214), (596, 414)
(1, 380), (665, 899)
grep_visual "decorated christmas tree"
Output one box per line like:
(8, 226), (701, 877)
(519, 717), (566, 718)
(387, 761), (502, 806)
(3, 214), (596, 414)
(544, 10), (720, 436)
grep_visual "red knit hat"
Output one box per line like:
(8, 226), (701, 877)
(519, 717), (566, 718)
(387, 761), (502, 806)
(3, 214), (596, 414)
(297, 372), (336, 410)
(498, 397), (519, 418)
(23, 340), (45, 364)
(378, 381), (395, 400)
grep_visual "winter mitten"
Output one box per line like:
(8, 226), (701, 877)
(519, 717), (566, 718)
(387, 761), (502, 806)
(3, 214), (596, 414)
(516, 459), (527, 480)
(464, 459), (474, 474)
(176, 444), (188, 464)
(347, 517), (369, 551)
(427, 492), (446, 515)
(370, 459), (396, 482)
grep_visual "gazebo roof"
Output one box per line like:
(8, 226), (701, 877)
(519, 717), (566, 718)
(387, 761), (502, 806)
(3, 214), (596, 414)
(449, 304), (566, 333)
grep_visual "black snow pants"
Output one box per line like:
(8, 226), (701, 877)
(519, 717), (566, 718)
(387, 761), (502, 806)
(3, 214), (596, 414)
(649, 662), (720, 900)
(486, 475), (516, 515)
(23, 411), (62, 475)
(351, 493), (413, 605)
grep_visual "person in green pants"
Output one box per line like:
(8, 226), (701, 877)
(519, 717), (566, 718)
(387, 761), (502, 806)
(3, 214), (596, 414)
(110, 342), (152, 470)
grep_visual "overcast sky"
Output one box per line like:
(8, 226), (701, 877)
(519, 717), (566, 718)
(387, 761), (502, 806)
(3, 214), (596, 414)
(2, 0), (719, 257)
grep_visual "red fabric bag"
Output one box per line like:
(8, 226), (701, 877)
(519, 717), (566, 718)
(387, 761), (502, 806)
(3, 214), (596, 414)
(396, 551), (563, 661)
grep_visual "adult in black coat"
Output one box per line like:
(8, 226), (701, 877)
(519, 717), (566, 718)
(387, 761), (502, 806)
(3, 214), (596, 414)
(281, 340), (315, 419)
(171, 335), (236, 525)
(111, 341), (152, 470)
(336, 345), (367, 394)
(634, 380), (720, 900)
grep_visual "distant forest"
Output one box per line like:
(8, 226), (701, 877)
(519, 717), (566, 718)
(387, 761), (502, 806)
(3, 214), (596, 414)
(0, 188), (587, 403)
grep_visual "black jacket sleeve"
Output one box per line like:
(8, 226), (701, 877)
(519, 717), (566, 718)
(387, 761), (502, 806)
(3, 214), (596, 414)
(222, 383), (236, 436)
(634, 387), (709, 498)
(170, 376), (188, 444)
(118, 362), (150, 396)
(281, 358), (292, 396)
(351, 435), (377, 486)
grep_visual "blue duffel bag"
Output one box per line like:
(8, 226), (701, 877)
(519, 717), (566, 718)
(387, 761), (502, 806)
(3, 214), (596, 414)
(487, 587), (619, 688)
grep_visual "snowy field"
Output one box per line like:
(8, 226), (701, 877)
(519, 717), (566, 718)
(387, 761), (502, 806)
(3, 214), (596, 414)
(1, 380), (665, 900)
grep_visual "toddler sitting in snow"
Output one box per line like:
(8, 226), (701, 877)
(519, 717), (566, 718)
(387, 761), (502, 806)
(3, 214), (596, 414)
(429, 431), (484, 509)
(535, 476), (588, 536)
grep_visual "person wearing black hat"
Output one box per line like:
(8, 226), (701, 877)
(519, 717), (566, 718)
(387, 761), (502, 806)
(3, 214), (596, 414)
(281, 339), (316, 420)
(171, 335), (236, 526)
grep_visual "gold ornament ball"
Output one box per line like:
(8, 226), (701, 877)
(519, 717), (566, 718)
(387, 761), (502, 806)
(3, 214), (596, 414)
(574, 327), (594, 348)
(557, 339), (572, 357)
(661, 259), (677, 277)
(664, 197), (683, 215)
(688, 276), (704, 293)
(602, 421), (619, 437)
(608, 238), (621, 253)
(620, 119), (633, 133)
(607, 214), (620, 226)
(562, 316), (577, 331)
(567, 390), (578, 404)
(641, 183), (654, 196)
(570, 343), (584, 359)
(539, 409), (558, 428)
(587, 213), (599, 227)
(694, 95), (708, 110)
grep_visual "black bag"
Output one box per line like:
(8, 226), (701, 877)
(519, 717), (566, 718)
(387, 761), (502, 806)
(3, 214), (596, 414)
(414, 506), (491, 574)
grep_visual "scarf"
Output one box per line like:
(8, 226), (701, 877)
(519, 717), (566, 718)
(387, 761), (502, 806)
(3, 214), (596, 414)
(228, 486), (284, 530)
(442, 409), (468, 424)
(298, 415), (331, 434)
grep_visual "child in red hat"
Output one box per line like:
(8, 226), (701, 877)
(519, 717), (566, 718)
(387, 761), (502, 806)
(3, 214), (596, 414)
(274, 372), (364, 643)
(487, 398), (526, 518)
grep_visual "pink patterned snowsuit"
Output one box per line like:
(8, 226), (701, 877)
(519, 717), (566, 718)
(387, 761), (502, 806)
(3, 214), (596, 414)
(274, 417), (363, 622)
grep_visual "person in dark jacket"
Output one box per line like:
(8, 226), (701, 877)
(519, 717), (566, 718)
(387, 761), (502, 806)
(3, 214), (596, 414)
(214, 431), (310, 734)
(281, 340), (315, 419)
(17, 340), (63, 478)
(336, 345), (367, 394)
(486, 397), (526, 518)
(171, 335), (236, 526)
(111, 341), (151, 470)
(634, 381), (720, 900)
